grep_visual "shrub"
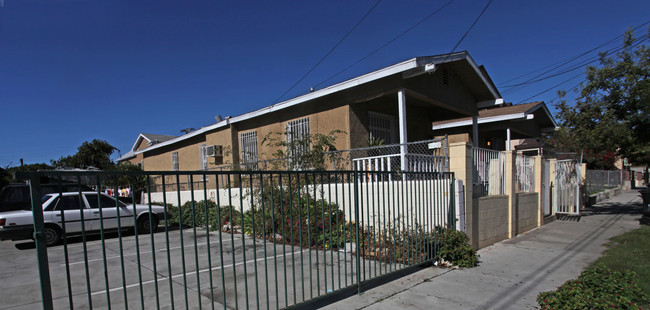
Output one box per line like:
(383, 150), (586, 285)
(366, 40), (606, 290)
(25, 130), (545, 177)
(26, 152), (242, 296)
(537, 264), (649, 309)
(436, 226), (479, 268)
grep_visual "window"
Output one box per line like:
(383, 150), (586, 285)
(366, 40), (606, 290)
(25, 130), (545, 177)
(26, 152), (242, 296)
(240, 131), (258, 164)
(199, 144), (208, 170)
(53, 196), (83, 211)
(86, 194), (126, 209)
(287, 117), (310, 164)
(369, 112), (396, 144)
(171, 152), (179, 171)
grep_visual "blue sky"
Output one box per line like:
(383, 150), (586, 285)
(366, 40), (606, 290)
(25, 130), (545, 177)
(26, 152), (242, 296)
(1, 0), (648, 168)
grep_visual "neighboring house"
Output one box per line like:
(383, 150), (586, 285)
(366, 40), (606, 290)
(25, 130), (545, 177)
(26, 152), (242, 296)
(118, 51), (503, 188)
(431, 101), (557, 153)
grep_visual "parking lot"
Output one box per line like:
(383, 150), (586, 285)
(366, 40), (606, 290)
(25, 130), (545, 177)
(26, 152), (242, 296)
(0, 227), (389, 309)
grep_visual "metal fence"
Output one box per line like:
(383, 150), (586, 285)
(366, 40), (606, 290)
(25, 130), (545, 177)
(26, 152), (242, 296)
(585, 170), (622, 194)
(160, 138), (450, 192)
(15, 169), (455, 309)
(515, 155), (535, 193)
(472, 147), (505, 197)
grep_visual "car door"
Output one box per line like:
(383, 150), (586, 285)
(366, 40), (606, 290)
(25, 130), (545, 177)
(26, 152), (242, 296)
(52, 194), (95, 233)
(84, 194), (133, 230)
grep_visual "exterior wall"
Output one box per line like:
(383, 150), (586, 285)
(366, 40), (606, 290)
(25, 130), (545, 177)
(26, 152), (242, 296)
(135, 139), (149, 151)
(205, 127), (235, 167)
(476, 195), (509, 248)
(144, 135), (207, 171)
(515, 192), (539, 234)
(233, 104), (351, 165)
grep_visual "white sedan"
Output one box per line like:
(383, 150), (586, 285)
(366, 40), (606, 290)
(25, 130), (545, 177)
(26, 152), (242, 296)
(0, 192), (167, 246)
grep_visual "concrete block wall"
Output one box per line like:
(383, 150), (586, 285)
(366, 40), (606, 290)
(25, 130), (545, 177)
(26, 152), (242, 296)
(449, 142), (549, 249)
(476, 195), (509, 248)
(515, 192), (539, 235)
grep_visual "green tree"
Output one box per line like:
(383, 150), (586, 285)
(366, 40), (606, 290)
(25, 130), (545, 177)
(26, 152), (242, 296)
(51, 139), (117, 170)
(552, 28), (650, 167)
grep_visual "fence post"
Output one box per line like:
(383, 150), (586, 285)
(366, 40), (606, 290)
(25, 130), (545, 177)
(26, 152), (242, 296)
(448, 142), (476, 248)
(27, 174), (54, 310)
(504, 150), (517, 237)
(533, 155), (543, 227)
(353, 170), (362, 294)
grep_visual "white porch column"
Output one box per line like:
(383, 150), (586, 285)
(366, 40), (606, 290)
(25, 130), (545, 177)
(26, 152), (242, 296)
(398, 89), (408, 172)
(472, 116), (478, 147)
(506, 128), (511, 151)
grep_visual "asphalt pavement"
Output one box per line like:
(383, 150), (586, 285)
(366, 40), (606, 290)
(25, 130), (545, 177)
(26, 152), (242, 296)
(323, 189), (646, 310)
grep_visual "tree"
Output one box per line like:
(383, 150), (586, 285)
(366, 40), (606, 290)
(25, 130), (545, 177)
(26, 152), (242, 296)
(51, 139), (117, 170)
(552, 28), (650, 167)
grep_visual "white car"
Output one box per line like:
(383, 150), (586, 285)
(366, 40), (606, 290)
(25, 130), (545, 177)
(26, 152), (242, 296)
(0, 192), (167, 246)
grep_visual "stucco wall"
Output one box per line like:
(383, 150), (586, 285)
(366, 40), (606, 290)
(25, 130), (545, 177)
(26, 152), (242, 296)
(476, 195), (509, 248)
(515, 192), (539, 234)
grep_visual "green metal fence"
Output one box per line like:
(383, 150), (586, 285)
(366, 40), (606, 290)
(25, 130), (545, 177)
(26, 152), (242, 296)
(15, 169), (455, 309)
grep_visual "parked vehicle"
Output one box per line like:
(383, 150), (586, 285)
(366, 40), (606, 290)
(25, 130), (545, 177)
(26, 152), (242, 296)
(0, 192), (166, 246)
(0, 183), (93, 213)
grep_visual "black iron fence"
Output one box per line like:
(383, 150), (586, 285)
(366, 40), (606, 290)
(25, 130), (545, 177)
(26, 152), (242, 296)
(14, 169), (455, 309)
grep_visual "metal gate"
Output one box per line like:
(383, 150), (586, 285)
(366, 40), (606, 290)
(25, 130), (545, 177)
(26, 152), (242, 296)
(553, 160), (581, 215)
(11, 169), (456, 310)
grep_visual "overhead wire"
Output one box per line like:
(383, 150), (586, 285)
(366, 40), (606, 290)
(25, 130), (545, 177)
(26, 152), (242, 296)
(271, 0), (383, 104)
(517, 37), (647, 104)
(499, 20), (649, 92)
(312, 0), (457, 89)
(515, 35), (649, 104)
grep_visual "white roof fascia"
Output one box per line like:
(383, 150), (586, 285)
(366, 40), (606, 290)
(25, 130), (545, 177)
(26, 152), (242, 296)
(528, 103), (558, 127)
(463, 54), (500, 100)
(129, 120), (230, 157)
(134, 53), (499, 156)
(129, 58), (421, 156)
(432, 113), (527, 130)
(130, 134), (151, 152)
(227, 58), (420, 124)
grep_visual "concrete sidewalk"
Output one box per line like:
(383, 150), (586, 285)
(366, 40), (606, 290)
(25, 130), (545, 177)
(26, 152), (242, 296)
(323, 190), (645, 310)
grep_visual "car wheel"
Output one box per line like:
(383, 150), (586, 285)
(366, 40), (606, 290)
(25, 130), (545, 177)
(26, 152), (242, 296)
(43, 226), (62, 247)
(137, 214), (159, 234)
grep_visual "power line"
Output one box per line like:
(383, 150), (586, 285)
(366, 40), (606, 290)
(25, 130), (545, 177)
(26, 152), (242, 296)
(447, 0), (493, 55)
(271, 0), (383, 104)
(313, 0), (457, 89)
(503, 34), (648, 95)
(498, 20), (650, 88)
(515, 72), (584, 104)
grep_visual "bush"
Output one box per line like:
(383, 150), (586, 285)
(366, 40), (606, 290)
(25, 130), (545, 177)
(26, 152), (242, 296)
(161, 200), (240, 231)
(537, 264), (649, 309)
(436, 227), (479, 268)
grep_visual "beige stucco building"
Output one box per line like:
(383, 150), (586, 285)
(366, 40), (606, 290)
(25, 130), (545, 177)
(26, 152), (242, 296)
(118, 52), (504, 189)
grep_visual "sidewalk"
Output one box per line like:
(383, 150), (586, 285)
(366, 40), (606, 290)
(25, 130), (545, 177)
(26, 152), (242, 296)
(323, 190), (645, 310)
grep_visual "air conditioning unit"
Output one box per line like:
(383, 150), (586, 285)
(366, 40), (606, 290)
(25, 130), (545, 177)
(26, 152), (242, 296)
(206, 145), (223, 157)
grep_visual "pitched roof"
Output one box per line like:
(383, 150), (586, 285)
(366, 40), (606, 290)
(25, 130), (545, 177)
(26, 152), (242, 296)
(432, 101), (557, 130)
(118, 51), (501, 162)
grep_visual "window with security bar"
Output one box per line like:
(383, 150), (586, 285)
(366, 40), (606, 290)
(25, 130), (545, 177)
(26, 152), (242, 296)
(369, 112), (396, 145)
(171, 152), (179, 171)
(240, 131), (258, 165)
(287, 117), (310, 169)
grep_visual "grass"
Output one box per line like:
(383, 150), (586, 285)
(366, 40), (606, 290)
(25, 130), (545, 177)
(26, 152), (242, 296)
(591, 225), (650, 307)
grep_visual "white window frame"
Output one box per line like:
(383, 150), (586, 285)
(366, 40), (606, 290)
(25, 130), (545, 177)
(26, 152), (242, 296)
(287, 117), (310, 169)
(199, 144), (208, 170)
(171, 152), (179, 171)
(369, 111), (396, 144)
(239, 131), (258, 165)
